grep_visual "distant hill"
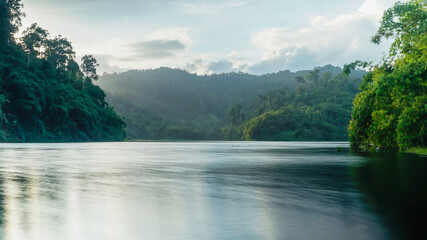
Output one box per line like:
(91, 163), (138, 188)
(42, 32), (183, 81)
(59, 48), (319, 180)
(98, 65), (365, 140)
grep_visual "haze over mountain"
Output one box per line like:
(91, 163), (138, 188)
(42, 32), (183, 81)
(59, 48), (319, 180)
(98, 65), (365, 140)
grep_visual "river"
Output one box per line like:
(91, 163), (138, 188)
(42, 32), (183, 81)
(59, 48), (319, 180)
(0, 142), (425, 240)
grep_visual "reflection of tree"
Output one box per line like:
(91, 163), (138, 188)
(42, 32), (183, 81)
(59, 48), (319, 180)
(0, 160), (66, 238)
(351, 152), (427, 240)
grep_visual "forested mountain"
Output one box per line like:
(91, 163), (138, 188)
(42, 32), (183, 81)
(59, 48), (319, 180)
(347, 0), (426, 151)
(226, 69), (362, 141)
(0, 0), (126, 141)
(99, 66), (365, 140)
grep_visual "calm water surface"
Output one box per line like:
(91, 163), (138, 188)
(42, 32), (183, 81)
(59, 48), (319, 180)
(0, 142), (425, 240)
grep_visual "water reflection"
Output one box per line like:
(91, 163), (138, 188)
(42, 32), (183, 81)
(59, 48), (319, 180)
(351, 152), (427, 240)
(0, 142), (420, 239)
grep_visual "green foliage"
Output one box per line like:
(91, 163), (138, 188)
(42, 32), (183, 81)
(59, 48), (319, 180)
(348, 0), (426, 150)
(406, 147), (427, 155)
(0, 0), (25, 48)
(372, 0), (427, 58)
(100, 65), (362, 140)
(229, 104), (245, 126)
(99, 68), (295, 140)
(45, 35), (75, 69)
(0, 2), (126, 142)
(21, 23), (49, 57)
(242, 71), (361, 141)
(81, 55), (99, 81)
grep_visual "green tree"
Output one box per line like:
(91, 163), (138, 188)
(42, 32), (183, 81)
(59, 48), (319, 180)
(229, 104), (245, 126)
(295, 76), (306, 90)
(21, 23), (49, 57)
(45, 35), (75, 69)
(348, 0), (426, 150)
(81, 55), (100, 81)
(0, 0), (25, 48)
(305, 69), (320, 89)
(0, 1), (126, 142)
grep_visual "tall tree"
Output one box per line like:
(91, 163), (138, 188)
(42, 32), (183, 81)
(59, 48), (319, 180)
(348, 0), (426, 150)
(305, 69), (320, 88)
(80, 55), (100, 81)
(0, 0), (25, 48)
(0, 1), (126, 142)
(229, 104), (245, 126)
(21, 23), (49, 57)
(295, 76), (306, 90)
(45, 35), (75, 69)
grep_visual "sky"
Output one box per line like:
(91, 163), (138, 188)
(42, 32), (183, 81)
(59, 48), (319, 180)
(20, 0), (400, 75)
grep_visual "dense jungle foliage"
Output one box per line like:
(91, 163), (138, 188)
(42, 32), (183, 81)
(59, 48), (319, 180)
(347, 0), (426, 151)
(99, 66), (364, 140)
(237, 70), (362, 141)
(0, 0), (126, 141)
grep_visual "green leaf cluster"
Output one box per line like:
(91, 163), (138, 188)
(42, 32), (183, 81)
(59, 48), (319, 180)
(100, 65), (363, 140)
(0, 0), (126, 142)
(240, 70), (361, 141)
(348, 0), (426, 150)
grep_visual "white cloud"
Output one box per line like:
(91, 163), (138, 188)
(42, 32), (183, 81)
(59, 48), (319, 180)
(248, 0), (399, 73)
(359, 0), (398, 17)
(184, 59), (213, 75)
(86, 28), (195, 72)
(59, 0), (404, 75)
(226, 50), (248, 71)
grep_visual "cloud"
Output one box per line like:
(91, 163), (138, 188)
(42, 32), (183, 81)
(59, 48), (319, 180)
(42, 0), (403, 75)
(128, 40), (186, 59)
(108, 28), (193, 62)
(179, 1), (248, 15)
(184, 59), (213, 75)
(359, 0), (398, 17)
(247, 0), (398, 74)
(148, 28), (193, 46)
(249, 47), (317, 74)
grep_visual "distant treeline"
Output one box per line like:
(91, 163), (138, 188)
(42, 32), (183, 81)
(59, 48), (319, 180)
(0, 0), (126, 141)
(99, 65), (365, 140)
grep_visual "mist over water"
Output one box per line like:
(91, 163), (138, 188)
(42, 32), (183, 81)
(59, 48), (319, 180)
(0, 142), (424, 240)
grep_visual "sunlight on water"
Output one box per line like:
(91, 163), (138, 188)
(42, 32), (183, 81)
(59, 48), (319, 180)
(0, 142), (423, 240)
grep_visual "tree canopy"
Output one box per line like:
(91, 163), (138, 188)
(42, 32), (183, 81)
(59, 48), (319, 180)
(0, 0), (126, 142)
(238, 70), (361, 141)
(99, 65), (364, 140)
(347, 0), (426, 150)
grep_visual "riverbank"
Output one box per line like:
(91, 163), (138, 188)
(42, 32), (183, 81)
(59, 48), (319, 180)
(407, 147), (427, 156)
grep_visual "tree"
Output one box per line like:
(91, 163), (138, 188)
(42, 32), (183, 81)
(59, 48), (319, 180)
(305, 69), (320, 88)
(80, 55), (99, 81)
(348, 0), (426, 150)
(21, 23), (49, 57)
(45, 35), (75, 69)
(229, 104), (244, 126)
(321, 72), (333, 87)
(372, 0), (427, 58)
(0, 1), (126, 142)
(0, 0), (25, 48)
(295, 76), (306, 89)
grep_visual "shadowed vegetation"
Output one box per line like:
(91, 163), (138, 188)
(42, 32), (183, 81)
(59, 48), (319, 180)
(0, 0), (126, 141)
